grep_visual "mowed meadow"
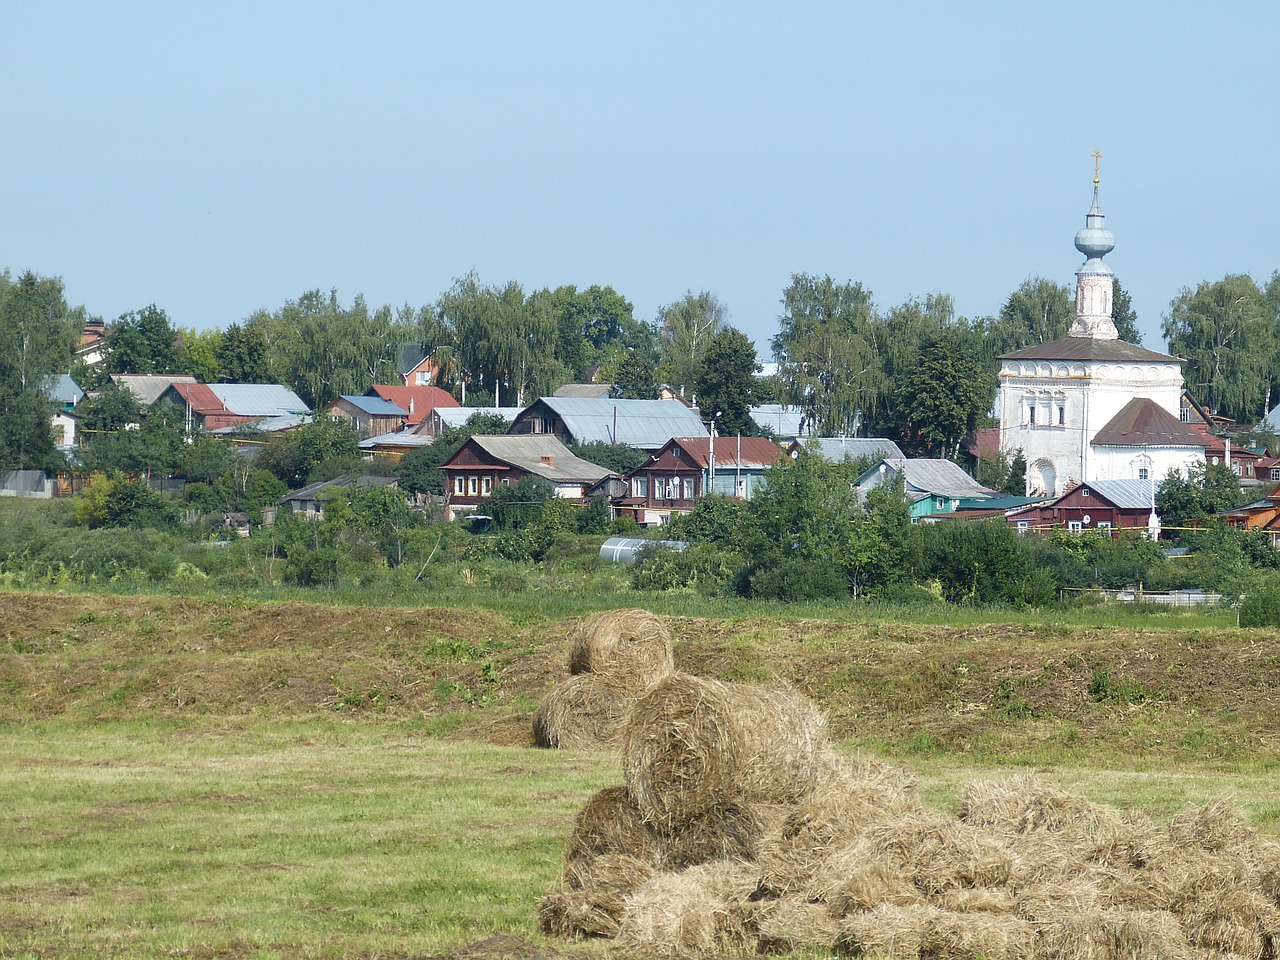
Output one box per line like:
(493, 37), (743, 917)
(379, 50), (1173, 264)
(2, 588), (1279, 958)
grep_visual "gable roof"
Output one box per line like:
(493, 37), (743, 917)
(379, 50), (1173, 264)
(862, 458), (997, 500)
(111, 373), (198, 405)
(368, 385), (459, 424)
(521, 397), (708, 448)
(41, 374), (84, 407)
(358, 429), (434, 451)
(168, 382), (228, 414)
(334, 394), (408, 416)
(207, 384), (311, 417)
(1001, 336), (1179, 363)
(449, 435), (616, 484)
(1076, 480), (1159, 510)
(800, 437), (906, 463)
(656, 436), (785, 470)
(1091, 398), (1207, 448)
(282, 473), (398, 503)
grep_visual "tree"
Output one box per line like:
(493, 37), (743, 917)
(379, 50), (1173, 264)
(892, 328), (993, 458)
(611, 348), (660, 399)
(1112, 278), (1141, 343)
(259, 416), (360, 487)
(657, 291), (727, 400)
(216, 322), (271, 383)
(976, 278), (1075, 364)
(1162, 275), (1274, 424)
(569, 441), (648, 475)
(0, 270), (82, 471)
(104, 305), (178, 374)
(694, 328), (758, 437)
(175, 327), (222, 382)
(1156, 461), (1249, 529)
(772, 274), (882, 437)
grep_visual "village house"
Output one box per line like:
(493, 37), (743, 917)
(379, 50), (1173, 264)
(616, 436), (785, 527)
(324, 395), (409, 440)
(855, 459), (997, 521)
(508, 397), (708, 451)
(279, 474), (399, 520)
(365, 384), (459, 431)
(440, 435), (616, 521)
(1005, 479), (1159, 538)
(158, 382), (311, 432)
(1217, 485), (1280, 548)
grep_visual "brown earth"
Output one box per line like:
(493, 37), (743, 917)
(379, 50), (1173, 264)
(2, 589), (1279, 766)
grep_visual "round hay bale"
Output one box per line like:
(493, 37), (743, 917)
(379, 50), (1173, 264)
(622, 673), (828, 830)
(532, 673), (634, 750)
(654, 800), (770, 870)
(567, 608), (674, 685)
(563, 786), (662, 875)
(615, 860), (761, 956)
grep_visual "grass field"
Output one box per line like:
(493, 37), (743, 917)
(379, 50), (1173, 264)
(2, 587), (1278, 958)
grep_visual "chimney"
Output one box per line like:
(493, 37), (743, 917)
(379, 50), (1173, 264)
(540, 455), (555, 467)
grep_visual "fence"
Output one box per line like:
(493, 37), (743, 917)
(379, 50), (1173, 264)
(1061, 586), (1225, 607)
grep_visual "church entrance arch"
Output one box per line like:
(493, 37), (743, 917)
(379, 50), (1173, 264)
(1031, 458), (1057, 497)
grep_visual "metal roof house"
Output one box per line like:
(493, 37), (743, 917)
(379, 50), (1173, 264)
(159, 383), (312, 432)
(324, 395), (409, 439)
(1005, 479), (1161, 538)
(855, 458), (997, 520)
(788, 437), (906, 464)
(508, 397), (708, 451)
(440, 435), (617, 521)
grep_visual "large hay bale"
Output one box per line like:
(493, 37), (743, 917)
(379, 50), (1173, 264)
(532, 673), (634, 749)
(567, 608), (674, 685)
(615, 860), (761, 956)
(1030, 908), (1191, 960)
(562, 786), (662, 877)
(654, 800), (771, 869)
(753, 899), (841, 953)
(622, 673), (828, 830)
(833, 903), (942, 958)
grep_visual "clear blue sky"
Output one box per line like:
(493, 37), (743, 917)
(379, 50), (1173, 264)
(3, 3), (1277, 355)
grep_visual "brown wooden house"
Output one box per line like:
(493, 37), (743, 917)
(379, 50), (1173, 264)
(440, 435), (616, 521)
(1005, 479), (1159, 538)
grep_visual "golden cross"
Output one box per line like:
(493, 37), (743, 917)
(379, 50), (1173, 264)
(1091, 149), (1102, 185)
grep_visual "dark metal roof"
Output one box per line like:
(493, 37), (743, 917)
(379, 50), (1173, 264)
(1091, 398), (1207, 448)
(1001, 336), (1179, 363)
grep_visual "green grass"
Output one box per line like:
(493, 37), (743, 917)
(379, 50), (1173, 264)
(0, 721), (613, 959)
(2, 721), (1278, 959)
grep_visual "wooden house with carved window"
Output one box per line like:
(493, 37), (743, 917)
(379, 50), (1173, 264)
(1005, 479), (1158, 537)
(440, 435), (617, 521)
(616, 436), (784, 527)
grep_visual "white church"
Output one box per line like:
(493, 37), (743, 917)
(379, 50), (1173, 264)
(996, 170), (1206, 497)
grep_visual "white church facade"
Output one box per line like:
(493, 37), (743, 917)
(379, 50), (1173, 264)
(997, 170), (1206, 497)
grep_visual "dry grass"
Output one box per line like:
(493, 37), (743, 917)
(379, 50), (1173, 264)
(566, 608), (674, 687)
(622, 673), (828, 830)
(531, 673), (635, 749)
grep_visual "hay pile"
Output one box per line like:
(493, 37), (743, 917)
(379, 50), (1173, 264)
(539, 667), (1280, 957)
(533, 609), (674, 749)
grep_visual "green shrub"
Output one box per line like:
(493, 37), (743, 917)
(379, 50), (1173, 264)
(747, 557), (848, 601)
(1240, 586), (1280, 628)
(630, 544), (742, 595)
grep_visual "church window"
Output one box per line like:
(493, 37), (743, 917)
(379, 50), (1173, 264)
(1057, 405), (1065, 426)
(1028, 406), (1036, 426)
(1138, 467), (1149, 481)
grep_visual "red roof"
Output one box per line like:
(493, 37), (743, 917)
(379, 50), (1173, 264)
(368, 385), (459, 425)
(660, 436), (785, 469)
(170, 381), (228, 414)
(1091, 398), (1207, 448)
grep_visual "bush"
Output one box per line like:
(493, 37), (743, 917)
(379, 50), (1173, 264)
(1239, 586), (1280, 628)
(630, 543), (742, 595)
(746, 557), (848, 601)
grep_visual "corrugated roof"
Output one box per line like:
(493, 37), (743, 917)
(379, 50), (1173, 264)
(553, 383), (613, 399)
(1091, 398), (1207, 448)
(358, 430), (433, 449)
(804, 437), (905, 463)
(208, 384), (311, 417)
(463, 435), (616, 483)
(750, 404), (811, 437)
(433, 406), (523, 428)
(41, 374), (84, 406)
(527, 397), (708, 448)
(1002, 336), (1179, 363)
(336, 394), (408, 416)
(871, 459), (997, 499)
(1082, 480), (1159, 510)
(207, 413), (311, 435)
(111, 374), (198, 405)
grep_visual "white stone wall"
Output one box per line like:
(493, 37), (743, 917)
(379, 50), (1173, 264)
(998, 357), (1185, 496)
